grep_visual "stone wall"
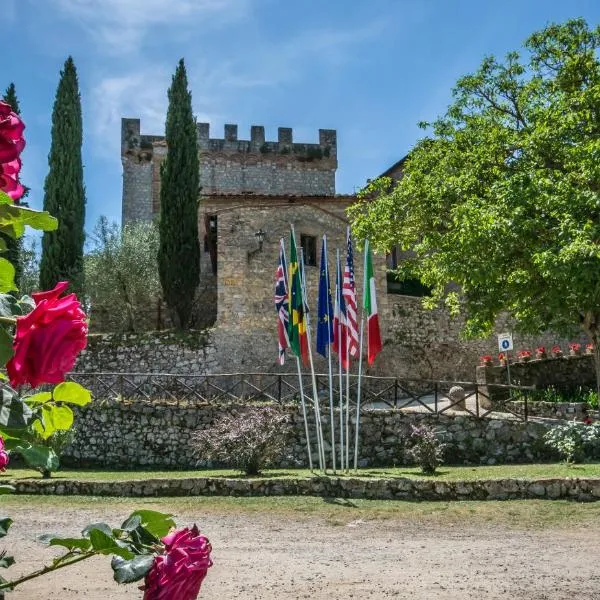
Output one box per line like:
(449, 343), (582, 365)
(476, 355), (596, 401)
(63, 400), (553, 469)
(11, 476), (600, 502)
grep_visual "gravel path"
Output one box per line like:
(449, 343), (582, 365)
(5, 501), (600, 599)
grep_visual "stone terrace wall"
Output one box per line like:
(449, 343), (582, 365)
(63, 401), (553, 470)
(12, 476), (600, 502)
(477, 355), (596, 402)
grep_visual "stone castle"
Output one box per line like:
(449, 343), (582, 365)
(119, 118), (566, 380)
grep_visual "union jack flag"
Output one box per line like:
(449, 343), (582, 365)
(274, 238), (290, 365)
(343, 227), (359, 359)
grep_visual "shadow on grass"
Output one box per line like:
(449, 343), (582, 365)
(322, 497), (358, 508)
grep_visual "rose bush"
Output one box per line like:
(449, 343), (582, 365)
(0, 101), (25, 164)
(142, 525), (212, 600)
(7, 281), (88, 388)
(0, 91), (212, 599)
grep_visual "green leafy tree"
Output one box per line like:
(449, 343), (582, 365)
(39, 57), (86, 295)
(85, 217), (160, 331)
(2, 83), (24, 289)
(18, 239), (39, 297)
(350, 19), (600, 393)
(158, 58), (200, 329)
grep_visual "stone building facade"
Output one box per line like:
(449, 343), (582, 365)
(118, 118), (574, 381)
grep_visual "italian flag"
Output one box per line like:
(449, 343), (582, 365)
(363, 240), (382, 365)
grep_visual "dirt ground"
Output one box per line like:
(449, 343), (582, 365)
(4, 499), (600, 600)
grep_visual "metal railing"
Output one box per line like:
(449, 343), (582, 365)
(63, 372), (536, 421)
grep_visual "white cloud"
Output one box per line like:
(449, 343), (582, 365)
(53, 0), (250, 53)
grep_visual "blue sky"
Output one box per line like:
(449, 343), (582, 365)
(5, 0), (600, 239)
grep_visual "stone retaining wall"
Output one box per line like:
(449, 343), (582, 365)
(9, 476), (600, 502)
(63, 399), (556, 469)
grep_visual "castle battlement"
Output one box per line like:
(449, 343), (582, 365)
(121, 117), (338, 224)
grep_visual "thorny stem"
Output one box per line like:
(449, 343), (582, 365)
(0, 316), (16, 327)
(0, 552), (95, 591)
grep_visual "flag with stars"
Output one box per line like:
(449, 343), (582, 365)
(316, 235), (334, 358)
(274, 238), (290, 365)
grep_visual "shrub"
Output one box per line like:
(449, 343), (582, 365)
(544, 421), (600, 463)
(192, 406), (291, 476)
(408, 424), (445, 474)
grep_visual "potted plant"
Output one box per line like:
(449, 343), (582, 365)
(551, 344), (563, 357)
(517, 349), (532, 363)
(585, 343), (594, 355)
(480, 354), (493, 367)
(535, 345), (547, 359)
(498, 352), (507, 367)
(569, 342), (582, 356)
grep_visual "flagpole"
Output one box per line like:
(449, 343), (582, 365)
(336, 249), (345, 471)
(324, 235), (336, 473)
(281, 238), (313, 472)
(298, 244), (326, 471)
(354, 240), (368, 472)
(295, 356), (314, 472)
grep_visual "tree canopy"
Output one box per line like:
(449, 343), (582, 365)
(350, 19), (600, 350)
(85, 217), (160, 332)
(39, 56), (86, 296)
(158, 58), (200, 329)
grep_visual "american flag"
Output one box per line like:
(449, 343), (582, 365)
(274, 239), (290, 365)
(343, 227), (359, 359)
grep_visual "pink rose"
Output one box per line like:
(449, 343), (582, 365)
(0, 157), (24, 200)
(0, 436), (8, 471)
(0, 101), (25, 164)
(142, 525), (212, 600)
(7, 281), (88, 388)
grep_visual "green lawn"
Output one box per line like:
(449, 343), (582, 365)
(2, 495), (600, 530)
(4, 462), (600, 482)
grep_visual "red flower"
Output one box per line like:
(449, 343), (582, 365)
(0, 157), (24, 200)
(498, 352), (506, 360)
(551, 345), (562, 354)
(517, 350), (531, 358)
(143, 525), (212, 600)
(535, 346), (545, 354)
(569, 342), (581, 352)
(0, 436), (8, 471)
(7, 282), (88, 388)
(0, 101), (25, 164)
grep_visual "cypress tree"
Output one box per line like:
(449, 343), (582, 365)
(2, 83), (24, 289)
(158, 59), (200, 328)
(39, 57), (86, 296)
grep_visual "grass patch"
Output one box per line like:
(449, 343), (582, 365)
(2, 495), (599, 530)
(4, 463), (600, 482)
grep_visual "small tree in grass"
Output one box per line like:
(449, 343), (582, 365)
(192, 406), (291, 476)
(408, 424), (445, 474)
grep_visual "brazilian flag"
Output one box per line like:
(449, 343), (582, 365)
(288, 230), (309, 365)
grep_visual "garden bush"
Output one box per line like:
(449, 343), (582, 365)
(408, 424), (445, 474)
(192, 406), (291, 476)
(544, 421), (600, 463)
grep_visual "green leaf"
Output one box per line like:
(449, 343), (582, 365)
(0, 238), (7, 253)
(0, 191), (11, 206)
(0, 326), (14, 366)
(0, 258), (16, 293)
(0, 554), (15, 569)
(24, 392), (53, 405)
(82, 522), (113, 538)
(127, 510), (175, 539)
(0, 485), (15, 495)
(0, 294), (17, 317)
(53, 382), (91, 406)
(111, 554), (154, 584)
(15, 443), (59, 472)
(0, 517), (12, 538)
(0, 204), (57, 239)
(40, 404), (74, 438)
(18, 295), (35, 314)
(39, 534), (92, 552)
(0, 388), (33, 429)
(88, 528), (134, 560)
(120, 514), (142, 532)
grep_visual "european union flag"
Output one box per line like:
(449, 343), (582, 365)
(316, 235), (334, 358)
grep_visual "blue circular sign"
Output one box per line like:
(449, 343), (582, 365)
(501, 340), (510, 350)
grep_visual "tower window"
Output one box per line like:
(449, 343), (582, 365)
(300, 234), (317, 267)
